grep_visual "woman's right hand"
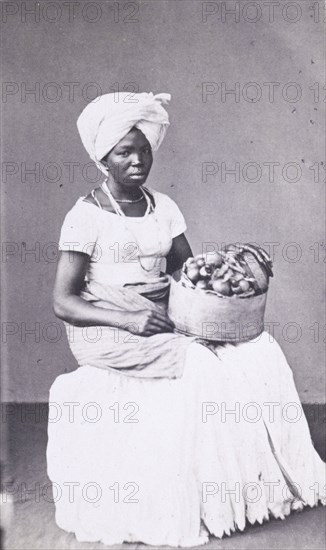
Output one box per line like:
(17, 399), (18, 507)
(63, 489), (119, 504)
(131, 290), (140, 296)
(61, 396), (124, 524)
(125, 309), (175, 336)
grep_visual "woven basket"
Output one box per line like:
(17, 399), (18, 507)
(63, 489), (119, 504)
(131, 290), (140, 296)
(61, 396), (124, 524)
(168, 270), (267, 343)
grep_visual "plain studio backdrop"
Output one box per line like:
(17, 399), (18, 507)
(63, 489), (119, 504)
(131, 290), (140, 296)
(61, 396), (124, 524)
(1, 0), (325, 403)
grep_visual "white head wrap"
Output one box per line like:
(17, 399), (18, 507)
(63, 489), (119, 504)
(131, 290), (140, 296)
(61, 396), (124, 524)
(77, 92), (171, 174)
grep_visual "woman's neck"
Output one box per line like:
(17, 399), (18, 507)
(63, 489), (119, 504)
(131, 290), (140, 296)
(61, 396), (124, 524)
(106, 177), (144, 200)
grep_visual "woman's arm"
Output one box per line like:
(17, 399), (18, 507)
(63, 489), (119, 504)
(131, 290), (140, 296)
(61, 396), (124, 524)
(166, 233), (193, 275)
(53, 251), (174, 335)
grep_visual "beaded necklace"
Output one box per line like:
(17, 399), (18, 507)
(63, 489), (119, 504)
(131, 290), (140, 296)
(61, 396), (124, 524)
(100, 180), (163, 273)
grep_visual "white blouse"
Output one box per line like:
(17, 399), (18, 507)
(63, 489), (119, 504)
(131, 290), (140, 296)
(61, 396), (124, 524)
(58, 188), (187, 286)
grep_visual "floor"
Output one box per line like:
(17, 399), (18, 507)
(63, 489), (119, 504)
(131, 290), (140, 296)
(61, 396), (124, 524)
(2, 403), (326, 550)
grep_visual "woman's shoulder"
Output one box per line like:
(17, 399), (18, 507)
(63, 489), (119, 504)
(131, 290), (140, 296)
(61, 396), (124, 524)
(66, 195), (99, 213)
(61, 196), (101, 226)
(146, 187), (181, 209)
(146, 187), (187, 236)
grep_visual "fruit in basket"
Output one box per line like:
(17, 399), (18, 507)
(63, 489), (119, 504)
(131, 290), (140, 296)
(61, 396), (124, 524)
(186, 266), (200, 284)
(196, 279), (210, 290)
(212, 279), (231, 295)
(212, 263), (229, 279)
(169, 255), (269, 343)
(230, 273), (244, 284)
(185, 257), (197, 268)
(238, 279), (250, 292)
(195, 255), (206, 268)
(221, 268), (235, 282)
(199, 266), (211, 278)
(203, 251), (224, 268)
(181, 243), (273, 297)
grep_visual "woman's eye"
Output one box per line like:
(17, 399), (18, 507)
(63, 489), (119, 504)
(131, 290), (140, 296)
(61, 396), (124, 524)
(119, 152), (129, 157)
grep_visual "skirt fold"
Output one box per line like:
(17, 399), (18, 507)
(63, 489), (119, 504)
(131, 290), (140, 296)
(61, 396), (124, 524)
(47, 333), (325, 547)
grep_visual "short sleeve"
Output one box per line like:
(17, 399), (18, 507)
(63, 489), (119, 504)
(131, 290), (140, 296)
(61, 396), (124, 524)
(58, 201), (98, 257)
(165, 196), (187, 238)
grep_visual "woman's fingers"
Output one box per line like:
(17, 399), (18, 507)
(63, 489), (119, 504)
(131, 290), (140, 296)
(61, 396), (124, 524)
(152, 313), (175, 329)
(142, 312), (175, 335)
(126, 308), (175, 335)
(148, 318), (174, 332)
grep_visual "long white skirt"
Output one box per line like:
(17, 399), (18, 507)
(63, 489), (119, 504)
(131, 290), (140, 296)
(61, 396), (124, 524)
(46, 333), (325, 547)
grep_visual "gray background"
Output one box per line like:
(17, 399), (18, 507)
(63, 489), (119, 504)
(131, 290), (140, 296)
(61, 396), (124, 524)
(1, 0), (325, 402)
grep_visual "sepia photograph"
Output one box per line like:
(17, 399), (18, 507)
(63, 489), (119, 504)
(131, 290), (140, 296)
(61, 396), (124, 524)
(1, 1), (325, 549)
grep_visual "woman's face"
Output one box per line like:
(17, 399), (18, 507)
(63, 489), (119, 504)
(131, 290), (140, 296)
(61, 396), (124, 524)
(102, 128), (153, 187)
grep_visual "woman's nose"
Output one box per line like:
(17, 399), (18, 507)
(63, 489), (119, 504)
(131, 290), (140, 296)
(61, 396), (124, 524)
(131, 155), (143, 165)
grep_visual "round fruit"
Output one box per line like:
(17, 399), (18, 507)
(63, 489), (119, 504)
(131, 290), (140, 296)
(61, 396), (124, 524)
(196, 258), (206, 268)
(186, 266), (200, 283)
(239, 279), (250, 292)
(185, 257), (196, 267)
(212, 279), (231, 296)
(196, 279), (209, 290)
(230, 273), (243, 284)
(203, 251), (223, 268)
(199, 266), (211, 279)
(212, 263), (228, 279)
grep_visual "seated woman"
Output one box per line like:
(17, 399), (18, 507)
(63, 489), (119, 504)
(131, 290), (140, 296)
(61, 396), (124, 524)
(47, 91), (325, 547)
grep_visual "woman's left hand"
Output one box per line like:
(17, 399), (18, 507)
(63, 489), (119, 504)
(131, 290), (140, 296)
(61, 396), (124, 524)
(124, 308), (175, 336)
